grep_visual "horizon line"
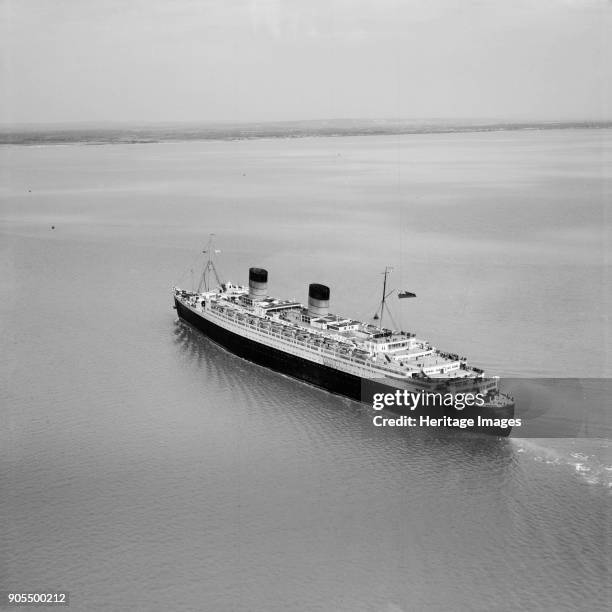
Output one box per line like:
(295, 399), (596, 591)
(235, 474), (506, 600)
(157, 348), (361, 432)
(1, 117), (611, 131)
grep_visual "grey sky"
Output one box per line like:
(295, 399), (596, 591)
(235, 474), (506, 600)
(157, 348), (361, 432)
(1, 0), (610, 124)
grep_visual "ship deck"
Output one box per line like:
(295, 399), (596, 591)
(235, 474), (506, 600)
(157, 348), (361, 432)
(174, 286), (488, 383)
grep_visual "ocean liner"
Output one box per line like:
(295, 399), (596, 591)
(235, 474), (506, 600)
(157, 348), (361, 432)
(173, 244), (515, 435)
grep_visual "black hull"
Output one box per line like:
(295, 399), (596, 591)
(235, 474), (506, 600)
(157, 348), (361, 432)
(175, 299), (513, 436)
(176, 298), (363, 399)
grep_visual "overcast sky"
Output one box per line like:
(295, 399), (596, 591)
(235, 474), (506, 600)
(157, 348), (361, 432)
(1, 0), (610, 124)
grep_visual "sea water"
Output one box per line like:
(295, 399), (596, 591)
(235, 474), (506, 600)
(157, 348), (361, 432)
(1, 129), (610, 611)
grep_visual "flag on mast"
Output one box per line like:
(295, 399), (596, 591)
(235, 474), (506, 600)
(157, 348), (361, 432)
(398, 290), (416, 299)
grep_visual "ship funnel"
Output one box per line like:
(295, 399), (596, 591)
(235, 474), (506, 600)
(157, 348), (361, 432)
(308, 283), (330, 317)
(248, 267), (268, 300)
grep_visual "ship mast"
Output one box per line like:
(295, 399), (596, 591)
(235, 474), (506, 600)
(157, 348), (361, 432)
(372, 267), (417, 330)
(376, 266), (395, 329)
(197, 234), (223, 292)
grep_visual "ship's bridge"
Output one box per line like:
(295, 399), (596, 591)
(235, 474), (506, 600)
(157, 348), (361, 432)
(361, 330), (470, 377)
(362, 330), (416, 353)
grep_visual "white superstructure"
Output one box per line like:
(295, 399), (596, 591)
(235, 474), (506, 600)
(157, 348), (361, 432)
(173, 280), (499, 396)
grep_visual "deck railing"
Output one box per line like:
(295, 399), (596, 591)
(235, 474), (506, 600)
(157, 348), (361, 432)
(208, 306), (403, 374)
(185, 299), (485, 382)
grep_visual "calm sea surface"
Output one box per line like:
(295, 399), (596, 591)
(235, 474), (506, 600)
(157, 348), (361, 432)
(1, 129), (610, 611)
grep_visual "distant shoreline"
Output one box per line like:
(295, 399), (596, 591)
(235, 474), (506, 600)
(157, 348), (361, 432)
(0, 120), (609, 146)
